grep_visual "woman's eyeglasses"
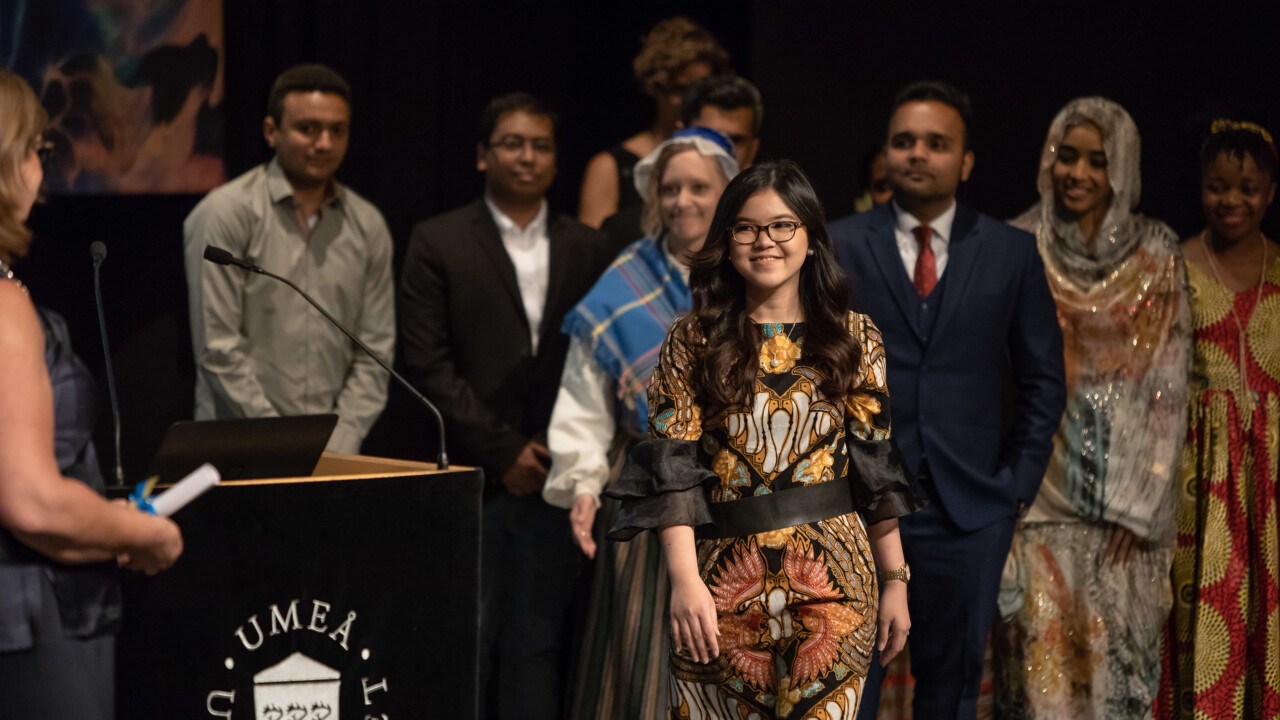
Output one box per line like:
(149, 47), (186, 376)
(729, 221), (804, 245)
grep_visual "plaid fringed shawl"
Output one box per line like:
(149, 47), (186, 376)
(561, 237), (690, 437)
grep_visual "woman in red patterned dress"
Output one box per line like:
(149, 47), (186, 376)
(1161, 121), (1280, 719)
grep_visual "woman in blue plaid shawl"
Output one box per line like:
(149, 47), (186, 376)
(545, 127), (738, 719)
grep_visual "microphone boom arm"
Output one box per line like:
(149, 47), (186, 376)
(206, 246), (448, 469)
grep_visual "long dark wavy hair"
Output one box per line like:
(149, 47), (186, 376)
(687, 160), (860, 421)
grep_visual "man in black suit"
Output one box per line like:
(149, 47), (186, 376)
(398, 92), (608, 719)
(831, 82), (1066, 720)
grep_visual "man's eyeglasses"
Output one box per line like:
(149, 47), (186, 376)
(488, 135), (554, 154)
(730, 221), (804, 245)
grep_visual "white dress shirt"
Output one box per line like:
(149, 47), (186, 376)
(486, 196), (551, 354)
(543, 241), (690, 509)
(893, 200), (957, 280)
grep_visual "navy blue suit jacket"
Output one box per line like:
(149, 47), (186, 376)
(830, 203), (1065, 532)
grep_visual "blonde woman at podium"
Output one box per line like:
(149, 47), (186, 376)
(0, 68), (183, 720)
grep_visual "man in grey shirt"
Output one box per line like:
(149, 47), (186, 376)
(183, 64), (393, 453)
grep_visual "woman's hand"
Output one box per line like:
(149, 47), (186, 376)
(669, 574), (720, 663)
(866, 518), (910, 667)
(877, 580), (910, 666)
(659, 524), (719, 663)
(570, 493), (599, 559)
(116, 506), (183, 575)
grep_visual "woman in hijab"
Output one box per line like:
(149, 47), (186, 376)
(995, 97), (1190, 719)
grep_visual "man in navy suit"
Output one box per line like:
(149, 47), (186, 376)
(832, 81), (1065, 719)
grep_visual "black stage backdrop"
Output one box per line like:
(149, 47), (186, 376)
(17, 0), (1279, 479)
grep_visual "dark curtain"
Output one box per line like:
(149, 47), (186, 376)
(749, 0), (1280, 236)
(20, 1), (750, 477)
(16, 0), (1279, 478)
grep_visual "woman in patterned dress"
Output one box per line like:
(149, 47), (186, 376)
(1160, 121), (1280, 719)
(994, 97), (1191, 719)
(608, 160), (923, 719)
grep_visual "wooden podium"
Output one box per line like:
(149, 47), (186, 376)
(115, 453), (483, 719)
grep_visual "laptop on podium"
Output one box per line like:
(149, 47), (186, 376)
(147, 414), (338, 484)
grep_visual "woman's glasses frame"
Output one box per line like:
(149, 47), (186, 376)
(729, 221), (805, 245)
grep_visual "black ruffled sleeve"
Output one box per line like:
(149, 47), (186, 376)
(848, 435), (926, 524)
(844, 312), (926, 524)
(605, 439), (716, 540)
(605, 318), (714, 541)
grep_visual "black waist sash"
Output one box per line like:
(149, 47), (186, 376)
(696, 478), (857, 539)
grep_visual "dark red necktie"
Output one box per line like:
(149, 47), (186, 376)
(912, 225), (937, 297)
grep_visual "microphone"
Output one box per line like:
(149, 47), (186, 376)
(202, 245), (449, 469)
(90, 241), (126, 487)
(202, 245), (253, 271)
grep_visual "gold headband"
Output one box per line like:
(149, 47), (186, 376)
(1210, 118), (1275, 146)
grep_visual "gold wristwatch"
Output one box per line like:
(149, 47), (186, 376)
(879, 562), (911, 584)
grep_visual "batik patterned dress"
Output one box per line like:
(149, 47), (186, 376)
(611, 312), (919, 720)
(1159, 256), (1280, 720)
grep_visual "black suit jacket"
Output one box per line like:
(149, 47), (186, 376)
(830, 202), (1066, 531)
(399, 199), (609, 484)
(599, 204), (644, 258)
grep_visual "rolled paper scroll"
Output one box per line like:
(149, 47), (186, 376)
(150, 463), (221, 517)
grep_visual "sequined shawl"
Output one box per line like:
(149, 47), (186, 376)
(1011, 97), (1191, 545)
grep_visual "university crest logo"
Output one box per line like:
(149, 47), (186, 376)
(254, 652), (339, 719)
(205, 597), (390, 719)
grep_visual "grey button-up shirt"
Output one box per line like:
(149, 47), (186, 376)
(183, 159), (394, 453)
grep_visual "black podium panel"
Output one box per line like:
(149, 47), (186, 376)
(116, 468), (483, 719)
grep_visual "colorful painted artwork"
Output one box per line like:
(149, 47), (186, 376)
(1, 0), (225, 194)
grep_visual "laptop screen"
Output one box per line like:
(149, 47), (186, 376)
(147, 414), (338, 483)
